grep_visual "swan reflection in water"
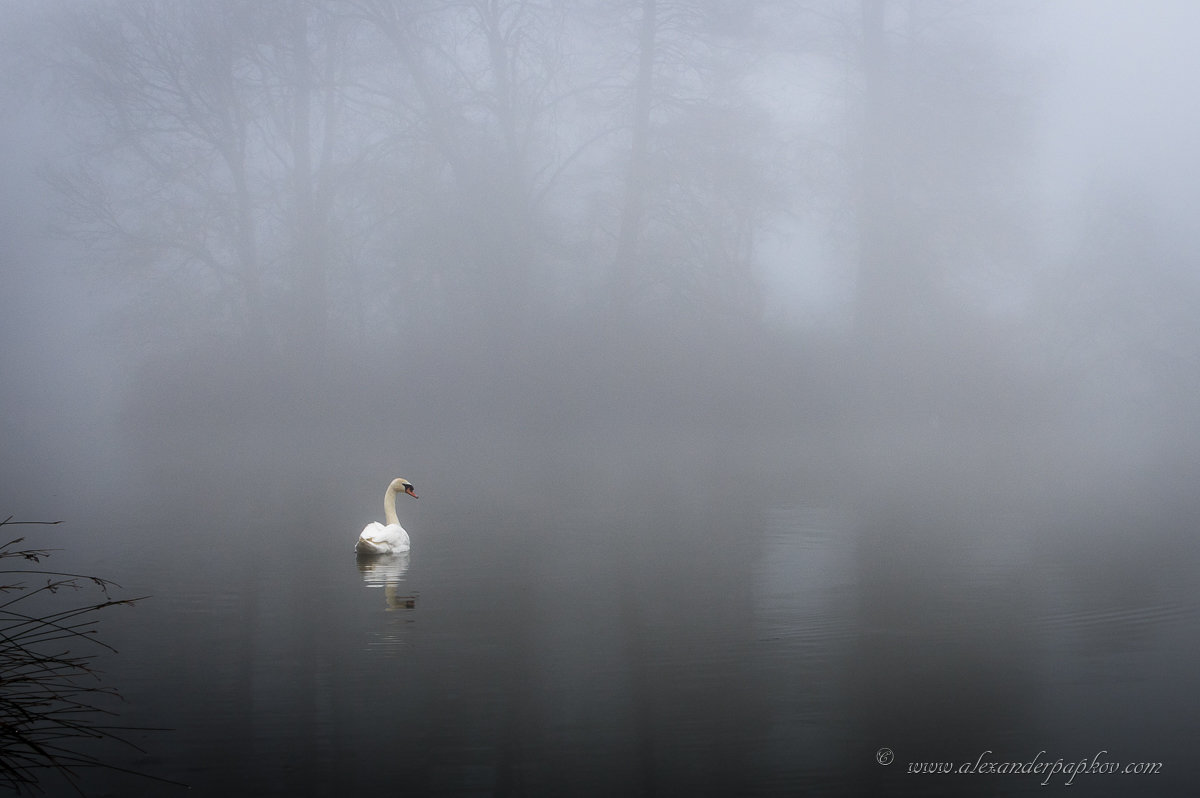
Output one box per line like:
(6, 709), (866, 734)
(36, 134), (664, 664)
(356, 552), (418, 610)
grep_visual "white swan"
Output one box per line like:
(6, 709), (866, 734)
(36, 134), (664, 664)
(355, 478), (418, 555)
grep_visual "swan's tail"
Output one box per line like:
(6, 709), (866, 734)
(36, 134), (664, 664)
(355, 536), (386, 555)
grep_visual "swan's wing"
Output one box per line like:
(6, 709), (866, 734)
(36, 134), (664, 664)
(360, 521), (386, 539)
(356, 522), (388, 553)
(357, 522), (410, 554)
(381, 524), (410, 549)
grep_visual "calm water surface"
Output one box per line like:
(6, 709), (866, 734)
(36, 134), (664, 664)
(47, 491), (1200, 797)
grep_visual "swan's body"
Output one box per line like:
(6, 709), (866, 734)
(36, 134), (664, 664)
(356, 521), (409, 555)
(355, 478), (418, 555)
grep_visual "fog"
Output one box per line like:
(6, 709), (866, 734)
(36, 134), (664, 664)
(4, 1), (1200, 793)
(2, 0), (1198, 543)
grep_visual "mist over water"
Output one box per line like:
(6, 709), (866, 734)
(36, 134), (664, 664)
(4, 1), (1200, 795)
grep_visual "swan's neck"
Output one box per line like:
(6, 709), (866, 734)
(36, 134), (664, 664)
(384, 487), (400, 526)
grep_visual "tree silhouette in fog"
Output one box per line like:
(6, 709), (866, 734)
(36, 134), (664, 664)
(45, 0), (788, 355)
(47, 1), (366, 357)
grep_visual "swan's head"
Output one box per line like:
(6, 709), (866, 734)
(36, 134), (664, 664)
(390, 478), (418, 499)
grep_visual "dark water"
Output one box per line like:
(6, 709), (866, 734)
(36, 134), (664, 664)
(36, 488), (1200, 797)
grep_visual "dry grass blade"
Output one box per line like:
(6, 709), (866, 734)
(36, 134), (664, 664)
(0, 519), (183, 794)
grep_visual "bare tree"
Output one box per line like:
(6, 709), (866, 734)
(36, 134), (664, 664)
(609, 0), (657, 308)
(48, 1), (271, 349)
(851, 0), (1034, 347)
(602, 0), (781, 323)
(46, 0), (362, 357)
(352, 0), (603, 332)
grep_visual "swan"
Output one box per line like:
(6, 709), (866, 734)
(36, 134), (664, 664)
(355, 478), (418, 555)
